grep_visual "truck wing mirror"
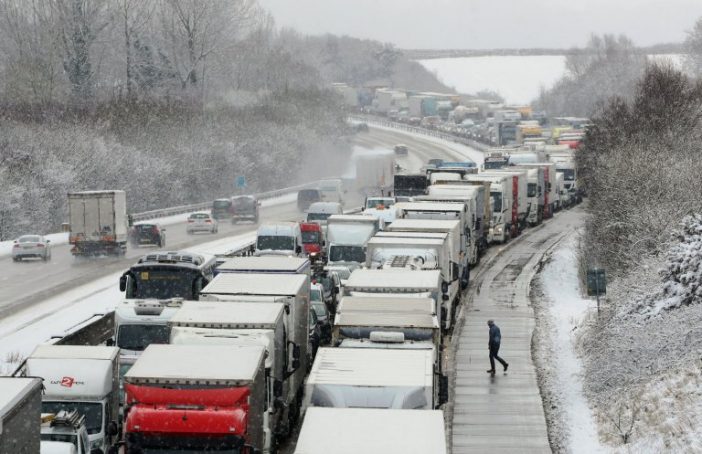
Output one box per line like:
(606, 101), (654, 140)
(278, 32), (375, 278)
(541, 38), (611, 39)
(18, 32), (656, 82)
(292, 343), (301, 360)
(452, 262), (460, 282)
(296, 245), (302, 254)
(441, 281), (449, 294)
(438, 374), (449, 406)
(106, 338), (115, 347)
(107, 420), (119, 436)
(119, 274), (128, 292)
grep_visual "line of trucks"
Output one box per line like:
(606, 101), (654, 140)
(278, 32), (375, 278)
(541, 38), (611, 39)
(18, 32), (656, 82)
(3, 148), (580, 453)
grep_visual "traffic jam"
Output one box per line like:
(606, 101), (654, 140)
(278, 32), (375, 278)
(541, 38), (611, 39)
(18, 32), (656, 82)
(4, 135), (581, 454)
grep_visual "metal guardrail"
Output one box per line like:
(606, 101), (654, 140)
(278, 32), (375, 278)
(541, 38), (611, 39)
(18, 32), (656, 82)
(349, 115), (490, 153)
(131, 181), (322, 222)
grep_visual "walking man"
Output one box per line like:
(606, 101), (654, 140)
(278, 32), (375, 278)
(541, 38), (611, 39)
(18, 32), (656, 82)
(487, 319), (508, 375)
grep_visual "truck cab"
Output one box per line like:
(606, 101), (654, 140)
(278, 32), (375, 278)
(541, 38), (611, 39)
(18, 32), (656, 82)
(300, 222), (325, 261)
(363, 197), (396, 225)
(113, 298), (183, 357)
(255, 222), (304, 257)
(326, 215), (383, 270)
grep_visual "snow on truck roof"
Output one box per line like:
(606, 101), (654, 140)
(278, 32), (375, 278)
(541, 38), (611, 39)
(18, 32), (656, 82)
(0, 378), (41, 419)
(336, 312), (438, 329)
(345, 269), (441, 290)
(375, 232), (448, 241)
(169, 301), (284, 328)
(295, 408), (447, 454)
(202, 272), (307, 296)
(217, 256), (309, 273)
(125, 344), (265, 385)
(387, 219), (460, 231)
(367, 237), (444, 247)
(337, 296), (436, 315)
(327, 214), (378, 223)
(29, 345), (119, 361)
(395, 201), (466, 212)
(307, 347), (433, 388)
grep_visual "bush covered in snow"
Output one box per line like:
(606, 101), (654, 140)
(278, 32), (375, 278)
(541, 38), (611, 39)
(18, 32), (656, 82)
(655, 215), (702, 310)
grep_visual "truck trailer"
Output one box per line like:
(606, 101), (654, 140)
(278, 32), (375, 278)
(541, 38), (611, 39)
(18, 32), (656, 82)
(0, 377), (42, 453)
(68, 191), (128, 256)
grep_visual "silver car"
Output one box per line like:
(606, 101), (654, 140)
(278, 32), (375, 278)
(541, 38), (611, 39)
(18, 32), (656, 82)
(12, 235), (51, 261)
(186, 212), (218, 234)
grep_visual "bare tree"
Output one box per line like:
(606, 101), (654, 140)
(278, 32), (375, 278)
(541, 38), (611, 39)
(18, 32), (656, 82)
(684, 17), (702, 75)
(115, 0), (153, 100)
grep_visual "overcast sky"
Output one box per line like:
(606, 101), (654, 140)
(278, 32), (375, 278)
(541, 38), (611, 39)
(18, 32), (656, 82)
(259, 0), (702, 49)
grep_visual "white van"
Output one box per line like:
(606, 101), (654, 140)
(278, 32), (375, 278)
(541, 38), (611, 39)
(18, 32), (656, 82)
(306, 202), (343, 224)
(255, 222), (304, 257)
(318, 179), (345, 207)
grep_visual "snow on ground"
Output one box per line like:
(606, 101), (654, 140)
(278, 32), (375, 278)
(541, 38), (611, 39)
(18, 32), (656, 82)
(532, 232), (606, 454)
(0, 231), (256, 376)
(419, 55), (566, 105)
(418, 54), (683, 105)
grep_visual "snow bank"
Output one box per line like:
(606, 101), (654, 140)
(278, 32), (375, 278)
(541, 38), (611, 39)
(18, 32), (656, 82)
(533, 233), (606, 453)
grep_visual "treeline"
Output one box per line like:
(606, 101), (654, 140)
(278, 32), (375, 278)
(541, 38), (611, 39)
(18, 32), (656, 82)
(0, 1), (358, 240)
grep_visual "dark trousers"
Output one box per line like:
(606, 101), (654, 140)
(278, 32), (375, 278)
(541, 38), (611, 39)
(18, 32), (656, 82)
(489, 344), (507, 371)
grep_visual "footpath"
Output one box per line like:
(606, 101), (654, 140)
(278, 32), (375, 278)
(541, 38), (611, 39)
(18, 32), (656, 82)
(450, 208), (585, 453)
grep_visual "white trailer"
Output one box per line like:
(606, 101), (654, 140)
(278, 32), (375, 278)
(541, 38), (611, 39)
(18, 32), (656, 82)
(303, 347), (445, 411)
(199, 273), (309, 423)
(518, 162), (559, 218)
(215, 256), (311, 278)
(294, 407), (447, 454)
(465, 174), (515, 243)
(168, 301), (290, 443)
(19, 345), (120, 452)
(68, 190), (127, 256)
(344, 269), (456, 331)
(483, 169), (529, 230)
(0, 377), (42, 452)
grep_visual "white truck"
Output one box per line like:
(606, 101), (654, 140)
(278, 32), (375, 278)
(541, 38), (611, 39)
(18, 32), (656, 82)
(465, 174), (515, 244)
(113, 298), (183, 357)
(485, 168), (529, 231)
(255, 222), (304, 257)
(513, 166), (545, 225)
(215, 256), (311, 278)
(199, 273), (309, 424)
(17, 345), (120, 453)
(326, 215), (382, 270)
(332, 296), (441, 370)
(365, 236), (460, 327)
(122, 344), (267, 453)
(363, 196), (396, 225)
(343, 269), (457, 331)
(303, 347), (446, 410)
(68, 191), (128, 256)
(518, 162), (559, 218)
(354, 152), (395, 197)
(0, 377), (42, 453)
(546, 150), (580, 202)
(294, 408), (447, 454)
(168, 301), (290, 446)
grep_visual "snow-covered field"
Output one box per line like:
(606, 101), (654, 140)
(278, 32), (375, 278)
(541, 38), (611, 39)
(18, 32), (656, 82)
(0, 231), (255, 375)
(419, 54), (684, 105)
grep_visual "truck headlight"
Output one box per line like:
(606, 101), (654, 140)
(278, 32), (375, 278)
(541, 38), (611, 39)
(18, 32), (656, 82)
(494, 226), (503, 235)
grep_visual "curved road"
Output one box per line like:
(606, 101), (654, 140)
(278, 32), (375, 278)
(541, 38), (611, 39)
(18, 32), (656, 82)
(0, 126), (481, 319)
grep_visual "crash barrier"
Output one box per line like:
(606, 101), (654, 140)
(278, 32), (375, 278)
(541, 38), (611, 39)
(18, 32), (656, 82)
(349, 115), (490, 152)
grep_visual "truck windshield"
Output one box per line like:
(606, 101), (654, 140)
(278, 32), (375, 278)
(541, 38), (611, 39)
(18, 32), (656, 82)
(527, 183), (537, 197)
(117, 324), (171, 351)
(558, 169), (575, 181)
(42, 401), (103, 435)
(257, 235), (294, 251)
(129, 434), (245, 453)
(131, 268), (199, 300)
(307, 212), (332, 221)
(302, 231), (320, 243)
(490, 191), (503, 212)
(41, 433), (77, 446)
(212, 200), (231, 209)
(329, 245), (366, 263)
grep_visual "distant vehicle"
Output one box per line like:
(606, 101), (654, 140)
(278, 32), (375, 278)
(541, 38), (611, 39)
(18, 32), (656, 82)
(353, 122), (369, 133)
(231, 195), (260, 223)
(394, 144), (409, 155)
(427, 158), (444, 168)
(211, 198), (232, 220)
(306, 202), (343, 224)
(186, 212), (218, 234)
(12, 235), (51, 261)
(409, 117), (421, 125)
(68, 190), (127, 256)
(298, 189), (322, 211)
(300, 222), (325, 261)
(255, 222), (304, 257)
(128, 223), (165, 248)
(120, 251), (217, 300)
(317, 179), (345, 206)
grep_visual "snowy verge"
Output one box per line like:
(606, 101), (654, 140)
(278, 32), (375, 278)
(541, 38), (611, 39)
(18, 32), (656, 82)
(531, 232), (606, 454)
(0, 231), (257, 375)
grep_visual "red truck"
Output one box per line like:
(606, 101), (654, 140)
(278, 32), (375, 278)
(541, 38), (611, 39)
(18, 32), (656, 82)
(300, 222), (325, 262)
(120, 344), (268, 453)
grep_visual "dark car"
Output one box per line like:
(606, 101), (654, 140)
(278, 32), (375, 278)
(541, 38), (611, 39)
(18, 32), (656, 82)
(297, 189), (322, 212)
(129, 223), (166, 247)
(211, 198), (232, 220)
(309, 310), (322, 367)
(394, 144), (409, 155)
(353, 122), (369, 133)
(231, 195), (260, 223)
(311, 301), (332, 345)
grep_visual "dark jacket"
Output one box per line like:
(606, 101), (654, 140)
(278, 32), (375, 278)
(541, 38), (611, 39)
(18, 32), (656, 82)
(489, 324), (501, 348)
